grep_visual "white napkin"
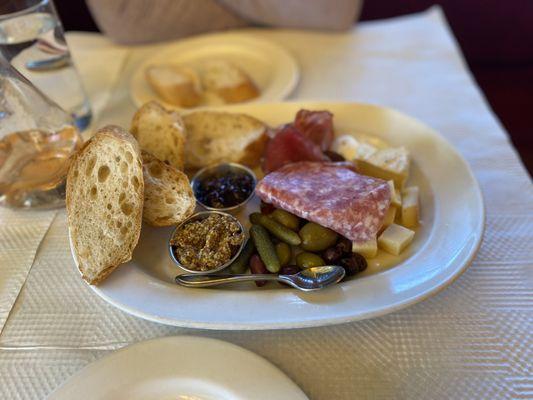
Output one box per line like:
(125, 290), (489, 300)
(0, 208), (57, 333)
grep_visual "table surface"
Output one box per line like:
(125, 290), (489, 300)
(1, 7), (532, 400)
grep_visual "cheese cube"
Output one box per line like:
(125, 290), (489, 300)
(378, 223), (415, 255)
(401, 186), (419, 228)
(357, 146), (410, 188)
(380, 206), (397, 233)
(387, 180), (402, 208)
(352, 238), (378, 259)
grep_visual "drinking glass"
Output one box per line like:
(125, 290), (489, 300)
(0, 0), (92, 130)
(0, 55), (83, 208)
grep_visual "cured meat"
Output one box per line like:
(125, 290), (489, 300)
(261, 124), (328, 174)
(294, 110), (334, 151)
(255, 162), (391, 243)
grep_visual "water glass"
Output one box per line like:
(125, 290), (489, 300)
(0, 55), (83, 208)
(0, 0), (92, 130)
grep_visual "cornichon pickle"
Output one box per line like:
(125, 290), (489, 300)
(296, 252), (325, 269)
(299, 222), (338, 251)
(271, 209), (300, 231)
(275, 242), (291, 266)
(228, 238), (255, 274)
(249, 212), (301, 246)
(250, 224), (280, 273)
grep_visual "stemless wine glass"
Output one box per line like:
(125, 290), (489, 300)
(0, 55), (83, 208)
(0, 0), (92, 130)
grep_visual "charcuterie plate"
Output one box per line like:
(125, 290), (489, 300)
(82, 102), (484, 330)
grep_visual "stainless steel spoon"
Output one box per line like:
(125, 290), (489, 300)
(175, 265), (346, 291)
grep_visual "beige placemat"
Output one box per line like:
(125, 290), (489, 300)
(1, 7), (531, 400)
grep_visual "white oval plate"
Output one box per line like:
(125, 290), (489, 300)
(130, 33), (299, 109)
(47, 336), (308, 400)
(72, 102), (484, 330)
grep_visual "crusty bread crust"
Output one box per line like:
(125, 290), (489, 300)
(141, 151), (196, 227)
(145, 65), (202, 108)
(66, 125), (144, 285)
(131, 101), (186, 170)
(182, 111), (268, 170)
(216, 80), (259, 104)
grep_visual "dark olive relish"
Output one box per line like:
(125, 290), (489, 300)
(195, 170), (255, 208)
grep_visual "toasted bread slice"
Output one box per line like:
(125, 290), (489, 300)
(182, 111), (268, 170)
(142, 151), (196, 227)
(200, 60), (259, 104)
(145, 65), (202, 108)
(66, 125), (144, 285)
(131, 101), (186, 170)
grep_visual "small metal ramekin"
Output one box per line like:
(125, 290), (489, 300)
(168, 210), (246, 275)
(190, 163), (257, 215)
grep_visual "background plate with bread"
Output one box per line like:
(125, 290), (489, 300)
(130, 33), (299, 110)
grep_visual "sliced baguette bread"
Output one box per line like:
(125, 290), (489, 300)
(145, 65), (202, 108)
(200, 60), (259, 104)
(142, 151), (196, 227)
(131, 101), (186, 170)
(66, 125), (144, 285)
(182, 111), (268, 170)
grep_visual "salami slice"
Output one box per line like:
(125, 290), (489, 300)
(255, 162), (391, 243)
(294, 110), (334, 151)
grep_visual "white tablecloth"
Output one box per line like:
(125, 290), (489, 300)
(1, 7), (532, 399)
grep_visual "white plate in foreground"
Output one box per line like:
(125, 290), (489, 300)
(130, 32), (299, 109)
(73, 102), (484, 329)
(48, 336), (308, 400)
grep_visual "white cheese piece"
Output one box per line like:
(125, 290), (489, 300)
(355, 142), (378, 160)
(357, 146), (410, 188)
(352, 238), (378, 259)
(331, 135), (359, 161)
(387, 180), (402, 208)
(401, 186), (419, 228)
(378, 223), (415, 255)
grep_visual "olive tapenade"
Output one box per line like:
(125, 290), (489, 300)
(194, 169), (254, 209)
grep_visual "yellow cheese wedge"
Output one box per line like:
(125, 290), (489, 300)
(357, 147), (410, 188)
(352, 238), (378, 259)
(401, 186), (419, 228)
(380, 206), (397, 234)
(387, 180), (402, 208)
(378, 223), (415, 255)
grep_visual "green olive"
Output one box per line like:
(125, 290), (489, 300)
(275, 242), (292, 266)
(296, 252), (325, 269)
(271, 209), (300, 231)
(299, 222), (338, 252)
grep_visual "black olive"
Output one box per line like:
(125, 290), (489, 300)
(340, 253), (367, 277)
(336, 237), (352, 254)
(279, 265), (300, 275)
(322, 246), (344, 264)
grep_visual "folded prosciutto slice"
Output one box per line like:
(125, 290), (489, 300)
(255, 162), (391, 243)
(294, 110), (334, 151)
(261, 124), (328, 174)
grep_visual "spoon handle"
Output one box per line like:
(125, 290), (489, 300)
(176, 273), (284, 288)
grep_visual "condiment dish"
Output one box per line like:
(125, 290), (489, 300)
(191, 162), (257, 214)
(168, 210), (247, 274)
